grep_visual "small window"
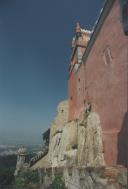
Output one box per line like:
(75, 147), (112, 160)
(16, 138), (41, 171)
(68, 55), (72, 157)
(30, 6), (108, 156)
(78, 78), (80, 82)
(70, 96), (72, 101)
(77, 48), (82, 64)
(74, 63), (79, 72)
(103, 46), (113, 65)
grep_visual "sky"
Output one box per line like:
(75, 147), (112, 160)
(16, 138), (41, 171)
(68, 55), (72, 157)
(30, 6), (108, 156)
(0, 0), (103, 145)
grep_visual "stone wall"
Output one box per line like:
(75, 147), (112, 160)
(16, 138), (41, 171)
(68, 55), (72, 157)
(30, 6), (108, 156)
(40, 166), (127, 189)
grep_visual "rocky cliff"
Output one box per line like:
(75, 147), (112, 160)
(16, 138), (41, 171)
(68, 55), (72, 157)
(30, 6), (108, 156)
(29, 100), (127, 189)
(31, 100), (104, 169)
(40, 166), (128, 189)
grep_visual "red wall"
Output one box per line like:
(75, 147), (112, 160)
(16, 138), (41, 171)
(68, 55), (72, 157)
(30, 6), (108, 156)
(68, 0), (128, 166)
(68, 58), (77, 120)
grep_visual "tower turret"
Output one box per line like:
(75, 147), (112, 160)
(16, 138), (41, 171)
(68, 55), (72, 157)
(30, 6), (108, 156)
(70, 23), (91, 74)
(14, 147), (27, 176)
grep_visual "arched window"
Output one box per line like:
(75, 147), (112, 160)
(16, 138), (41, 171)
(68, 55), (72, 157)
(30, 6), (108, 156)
(103, 46), (113, 66)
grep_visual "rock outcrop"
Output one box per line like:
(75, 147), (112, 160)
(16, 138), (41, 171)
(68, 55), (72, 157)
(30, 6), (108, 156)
(77, 112), (105, 166)
(48, 120), (78, 167)
(28, 100), (127, 188)
(42, 166), (128, 189)
(50, 100), (69, 138)
(31, 100), (104, 168)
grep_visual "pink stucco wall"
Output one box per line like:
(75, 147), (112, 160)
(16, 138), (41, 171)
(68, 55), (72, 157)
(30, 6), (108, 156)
(68, 0), (128, 166)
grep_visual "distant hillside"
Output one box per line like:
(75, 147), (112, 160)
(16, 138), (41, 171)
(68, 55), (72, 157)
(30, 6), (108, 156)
(0, 155), (17, 187)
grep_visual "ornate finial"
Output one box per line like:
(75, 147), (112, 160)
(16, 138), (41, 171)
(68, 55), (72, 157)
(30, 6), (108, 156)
(75, 22), (81, 34)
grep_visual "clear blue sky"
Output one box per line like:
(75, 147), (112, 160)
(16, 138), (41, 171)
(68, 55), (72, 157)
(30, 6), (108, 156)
(0, 0), (103, 145)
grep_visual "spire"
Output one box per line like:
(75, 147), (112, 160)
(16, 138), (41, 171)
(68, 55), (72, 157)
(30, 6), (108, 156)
(75, 22), (81, 38)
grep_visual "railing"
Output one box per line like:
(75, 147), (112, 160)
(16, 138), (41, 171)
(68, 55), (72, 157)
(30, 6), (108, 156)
(29, 145), (48, 167)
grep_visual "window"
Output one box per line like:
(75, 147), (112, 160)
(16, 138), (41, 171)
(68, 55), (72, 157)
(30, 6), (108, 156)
(74, 63), (79, 72)
(103, 46), (113, 65)
(77, 78), (81, 95)
(77, 48), (82, 64)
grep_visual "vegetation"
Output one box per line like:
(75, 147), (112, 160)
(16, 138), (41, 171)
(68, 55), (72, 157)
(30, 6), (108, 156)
(0, 154), (38, 188)
(0, 155), (17, 187)
(15, 169), (39, 188)
(50, 175), (67, 189)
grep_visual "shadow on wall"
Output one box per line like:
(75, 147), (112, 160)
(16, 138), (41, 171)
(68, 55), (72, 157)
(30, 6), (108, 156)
(117, 112), (128, 167)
